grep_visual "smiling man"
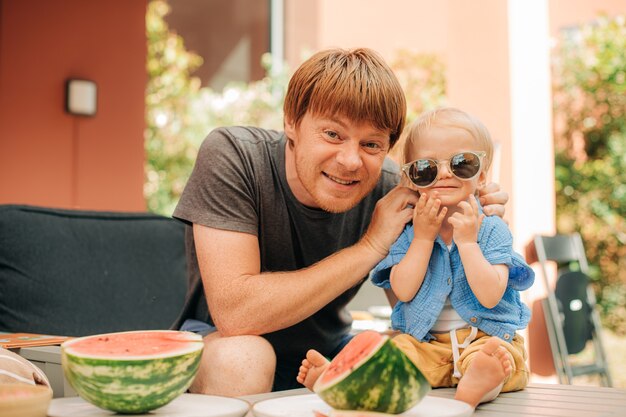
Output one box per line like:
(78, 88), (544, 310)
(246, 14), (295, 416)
(171, 48), (509, 396)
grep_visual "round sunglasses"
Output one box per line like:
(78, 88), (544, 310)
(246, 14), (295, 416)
(401, 151), (486, 188)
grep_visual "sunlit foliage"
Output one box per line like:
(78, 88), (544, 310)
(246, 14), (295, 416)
(552, 14), (626, 333)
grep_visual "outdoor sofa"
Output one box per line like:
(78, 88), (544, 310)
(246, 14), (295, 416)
(0, 204), (188, 337)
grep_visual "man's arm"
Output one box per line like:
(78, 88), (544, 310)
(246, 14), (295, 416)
(197, 186), (420, 337)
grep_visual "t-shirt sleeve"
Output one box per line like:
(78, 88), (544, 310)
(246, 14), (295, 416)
(173, 128), (259, 235)
(479, 217), (535, 291)
(370, 226), (413, 289)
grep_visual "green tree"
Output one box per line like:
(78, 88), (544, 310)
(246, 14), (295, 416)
(145, 1), (289, 215)
(552, 14), (626, 333)
(145, 0), (203, 215)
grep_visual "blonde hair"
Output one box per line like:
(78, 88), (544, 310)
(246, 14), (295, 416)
(284, 48), (406, 148)
(402, 107), (494, 171)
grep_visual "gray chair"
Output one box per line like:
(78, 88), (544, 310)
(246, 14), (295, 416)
(534, 233), (612, 386)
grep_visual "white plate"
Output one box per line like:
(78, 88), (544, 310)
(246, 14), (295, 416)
(47, 393), (249, 417)
(351, 319), (392, 332)
(252, 393), (472, 417)
(367, 305), (392, 319)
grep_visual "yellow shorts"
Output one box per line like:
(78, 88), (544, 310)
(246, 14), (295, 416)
(392, 329), (529, 392)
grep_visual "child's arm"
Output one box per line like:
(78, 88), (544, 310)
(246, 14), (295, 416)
(390, 193), (447, 302)
(449, 195), (508, 309)
(384, 288), (398, 308)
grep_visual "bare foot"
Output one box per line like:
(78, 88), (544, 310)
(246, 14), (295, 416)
(454, 338), (512, 408)
(296, 349), (330, 390)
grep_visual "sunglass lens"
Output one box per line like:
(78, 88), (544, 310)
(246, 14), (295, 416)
(451, 153), (481, 179)
(409, 159), (438, 187)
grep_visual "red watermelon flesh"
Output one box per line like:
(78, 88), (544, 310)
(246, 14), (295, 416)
(66, 330), (198, 357)
(319, 330), (384, 384)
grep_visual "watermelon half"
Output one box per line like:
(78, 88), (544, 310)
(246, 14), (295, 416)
(313, 330), (430, 414)
(62, 330), (203, 414)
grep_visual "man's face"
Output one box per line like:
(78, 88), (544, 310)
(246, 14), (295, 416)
(284, 111), (391, 213)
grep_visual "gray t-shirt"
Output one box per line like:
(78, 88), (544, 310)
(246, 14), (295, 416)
(173, 126), (399, 360)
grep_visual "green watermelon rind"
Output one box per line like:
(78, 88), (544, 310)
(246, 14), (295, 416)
(329, 411), (402, 417)
(314, 335), (430, 414)
(62, 333), (203, 414)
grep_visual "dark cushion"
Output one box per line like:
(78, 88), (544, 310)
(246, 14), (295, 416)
(555, 270), (593, 355)
(0, 205), (187, 336)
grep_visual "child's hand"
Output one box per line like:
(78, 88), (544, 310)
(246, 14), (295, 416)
(449, 194), (484, 245)
(412, 192), (447, 242)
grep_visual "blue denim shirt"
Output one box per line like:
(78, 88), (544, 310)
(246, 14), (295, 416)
(371, 214), (534, 343)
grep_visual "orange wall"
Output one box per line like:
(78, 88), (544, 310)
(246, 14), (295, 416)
(285, 0), (451, 70)
(0, 0), (147, 211)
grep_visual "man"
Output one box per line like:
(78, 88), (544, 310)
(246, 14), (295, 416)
(172, 48), (510, 395)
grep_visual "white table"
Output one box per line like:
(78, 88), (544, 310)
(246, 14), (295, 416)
(240, 383), (626, 417)
(17, 346), (626, 416)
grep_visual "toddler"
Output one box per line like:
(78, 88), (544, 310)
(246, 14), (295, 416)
(297, 107), (534, 408)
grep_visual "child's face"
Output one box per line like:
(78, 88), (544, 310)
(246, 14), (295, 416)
(406, 126), (486, 207)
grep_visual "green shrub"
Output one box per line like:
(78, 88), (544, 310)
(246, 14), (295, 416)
(552, 14), (626, 334)
(144, 1), (288, 215)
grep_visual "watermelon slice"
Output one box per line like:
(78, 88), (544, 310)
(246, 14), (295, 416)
(313, 330), (430, 414)
(62, 330), (203, 414)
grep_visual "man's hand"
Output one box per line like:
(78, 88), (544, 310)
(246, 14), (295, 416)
(478, 182), (508, 217)
(361, 185), (419, 256)
(412, 192), (446, 242)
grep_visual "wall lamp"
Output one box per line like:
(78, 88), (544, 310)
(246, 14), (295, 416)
(65, 79), (97, 117)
